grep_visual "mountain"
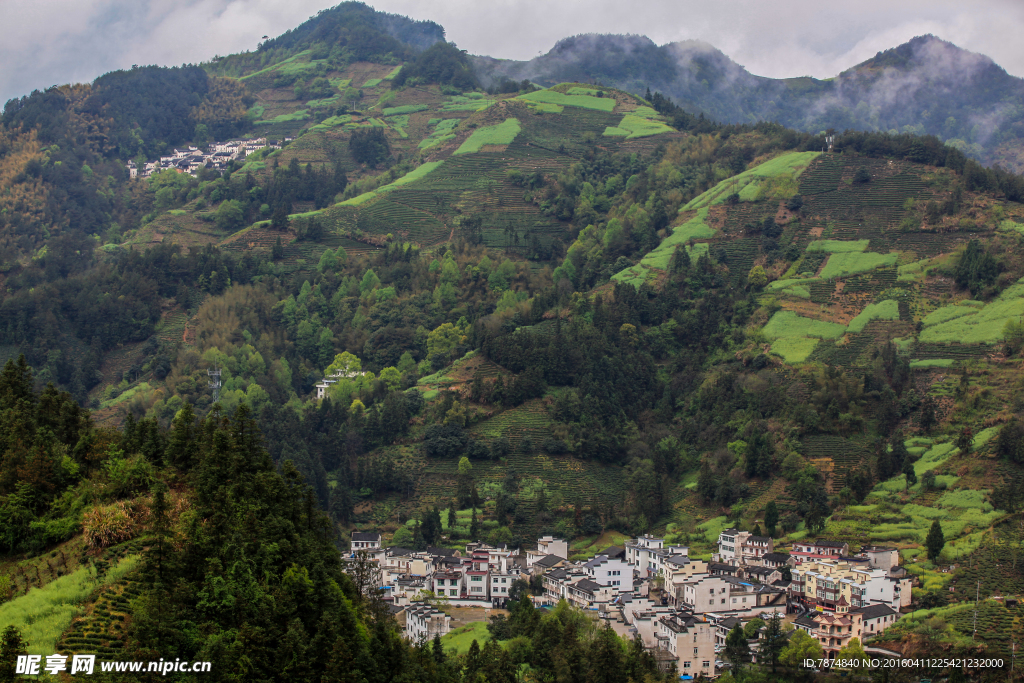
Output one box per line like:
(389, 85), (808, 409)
(2, 3), (1024, 676)
(473, 34), (1024, 172)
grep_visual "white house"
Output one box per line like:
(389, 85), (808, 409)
(584, 555), (630, 592)
(404, 602), (451, 642)
(351, 532), (382, 552)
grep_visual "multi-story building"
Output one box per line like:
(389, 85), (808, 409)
(404, 602), (451, 642)
(716, 529), (775, 564)
(584, 554), (630, 592)
(790, 540), (849, 564)
(432, 571), (463, 598)
(856, 546), (900, 571)
(625, 535), (688, 578)
(655, 612), (717, 679)
(564, 578), (615, 609)
(792, 560), (905, 612)
(351, 532), (382, 552)
(679, 575), (786, 616)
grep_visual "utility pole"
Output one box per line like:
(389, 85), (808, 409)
(208, 367), (222, 403)
(973, 580), (980, 641)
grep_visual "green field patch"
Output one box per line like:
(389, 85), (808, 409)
(305, 96), (339, 108)
(442, 621), (493, 654)
(310, 115), (352, 131)
(603, 112), (673, 139)
(682, 151), (820, 210)
(338, 161), (445, 206)
(0, 554), (139, 655)
(697, 516), (730, 543)
(767, 277), (819, 292)
(999, 219), (1024, 235)
(806, 239), (869, 253)
(454, 118), (521, 155)
(100, 382), (152, 410)
(383, 104), (429, 116)
(418, 118), (460, 149)
(819, 251), (898, 279)
(239, 50), (314, 81)
(383, 66), (402, 80)
(972, 425), (1000, 450)
(612, 208), (715, 287)
(329, 77), (351, 88)
(920, 278), (1024, 344)
(516, 89), (616, 112)
(913, 442), (956, 475)
(847, 300), (900, 333)
(770, 337), (819, 363)
(361, 78), (382, 88)
(910, 358), (955, 369)
(762, 311), (846, 340)
(566, 87), (601, 95)
(936, 489), (992, 510)
(441, 94), (494, 111)
(256, 109), (310, 124)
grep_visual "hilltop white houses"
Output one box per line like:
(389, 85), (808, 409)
(127, 137), (282, 179)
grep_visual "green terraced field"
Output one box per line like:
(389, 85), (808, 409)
(682, 151), (820, 210)
(516, 89), (617, 112)
(602, 111), (674, 139)
(762, 311), (846, 340)
(920, 278), (1024, 344)
(454, 118), (522, 154)
(806, 239), (869, 253)
(846, 300), (900, 333)
(819, 251), (898, 279)
(612, 207), (716, 287)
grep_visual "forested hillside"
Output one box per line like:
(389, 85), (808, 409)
(3, 2), (1024, 680)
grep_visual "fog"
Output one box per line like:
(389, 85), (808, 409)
(1, 0), (1022, 103)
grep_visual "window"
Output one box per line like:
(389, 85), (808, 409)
(721, 599), (726, 604)
(471, 576), (482, 582)
(702, 661), (710, 669)
(693, 648), (698, 655)
(683, 662), (691, 669)
(450, 589), (457, 596)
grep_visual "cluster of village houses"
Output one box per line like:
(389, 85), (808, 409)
(348, 528), (912, 677)
(124, 138), (288, 179)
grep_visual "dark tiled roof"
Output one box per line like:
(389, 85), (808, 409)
(574, 579), (604, 593)
(854, 603), (898, 620)
(352, 532), (381, 541)
(427, 546), (457, 556)
(604, 545), (625, 558)
(801, 540), (847, 548)
(747, 536), (771, 543)
(794, 614), (818, 628)
(534, 554), (563, 568)
(762, 553), (791, 563)
(387, 547), (414, 556)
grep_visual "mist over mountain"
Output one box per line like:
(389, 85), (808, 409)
(474, 34), (1024, 171)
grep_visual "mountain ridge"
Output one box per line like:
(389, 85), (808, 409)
(473, 33), (1024, 172)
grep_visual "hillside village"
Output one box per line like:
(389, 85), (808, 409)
(354, 527), (911, 676)
(125, 137), (287, 178)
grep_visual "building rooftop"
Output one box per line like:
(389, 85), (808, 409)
(762, 553), (791, 563)
(854, 603), (898, 620)
(352, 532), (381, 541)
(573, 579), (605, 594)
(534, 554), (563, 568)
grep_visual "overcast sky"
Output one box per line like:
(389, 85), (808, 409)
(2, 0), (1023, 104)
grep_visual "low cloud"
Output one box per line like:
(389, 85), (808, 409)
(2, 0), (1022, 104)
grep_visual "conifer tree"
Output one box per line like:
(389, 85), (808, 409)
(926, 519), (945, 560)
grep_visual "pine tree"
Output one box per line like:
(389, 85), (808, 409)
(724, 624), (750, 670)
(902, 457), (917, 490)
(926, 519), (945, 560)
(765, 500), (779, 537)
(0, 625), (29, 683)
(469, 507), (479, 540)
(761, 612), (786, 673)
